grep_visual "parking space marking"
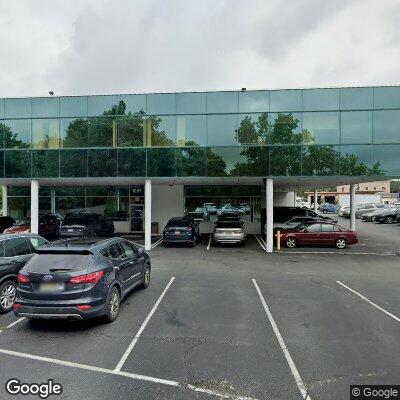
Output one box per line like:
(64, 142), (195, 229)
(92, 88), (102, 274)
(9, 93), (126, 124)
(280, 251), (397, 256)
(337, 281), (400, 323)
(0, 317), (26, 335)
(0, 347), (259, 400)
(207, 234), (212, 251)
(114, 276), (175, 372)
(252, 279), (312, 400)
(151, 237), (163, 249)
(253, 234), (266, 251)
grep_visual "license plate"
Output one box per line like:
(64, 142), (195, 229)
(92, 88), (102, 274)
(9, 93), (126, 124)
(39, 283), (65, 292)
(174, 231), (181, 235)
(68, 229), (74, 232)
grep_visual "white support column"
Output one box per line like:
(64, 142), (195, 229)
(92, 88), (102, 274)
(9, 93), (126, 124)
(144, 179), (152, 251)
(266, 178), (274, 253)
(51, 189), (56, 213)
(350, 183), (356, 231)
(31, 180), (39, 234)
(2, 185), (8, 216)
(313, 189), (318, 213)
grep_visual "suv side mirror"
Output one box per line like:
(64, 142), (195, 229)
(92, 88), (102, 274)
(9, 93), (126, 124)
(138, 247), (144, 255)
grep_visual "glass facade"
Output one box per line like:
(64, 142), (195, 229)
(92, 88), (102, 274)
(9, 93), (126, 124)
(0, 86), (399, 179)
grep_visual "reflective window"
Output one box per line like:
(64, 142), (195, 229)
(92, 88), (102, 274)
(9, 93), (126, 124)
(56, 196), (85, 212)
(147, 148), (176, 176)
(373, 144), (400, 175)
(270, 146), (301, 175)
(302, 112), (340, 144)
(270, 90), (302, 112)
(176, 92), (206, 114)
(31, 97), (59, 117)
(207, 92), (238, 113)
(32, 150), (59, 177)
(32, 119), (60, 149)
(88, 149), (117, 177)
(60, 96), (88, 117)
(176, 115), (206, 146)
(60, 118), (88, 148)
(0, 151), (4, 177)
(239, 91), (269, 113)
(88, 117), (117, 147)
(374, 87), (400, 109)
(147, 93), (175, 115)
(60, 149), (87, 177)
(237, 146), (269, 176)
(176, 148), (207, 176)
(88, 95), (118, 116)
(237, 114), (263, 145)
(4, 119), (31, 149)
(341, 111), (372, 144)
(117, 94), (146, 114)
(339, 145), (374, 175)
(302, 89), (339, 111)
(0, 99), (4, 118)
(5, 150), (31, 177)
(301, 145), (340, 176)
(117, 148), (146, 176)
(206, 147), (239, 176)
(207, 114), (239, 146)
(340, 87), (373, 110)
(144, 116), (176, 147)
(269, 113), (302, 144)
(4, 98), (31, 118)
(118, 115), (144, 147)
(373, 110), (400, 143)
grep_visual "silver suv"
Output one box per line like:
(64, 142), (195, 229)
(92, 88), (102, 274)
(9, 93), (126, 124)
(355, 203), (387, 219)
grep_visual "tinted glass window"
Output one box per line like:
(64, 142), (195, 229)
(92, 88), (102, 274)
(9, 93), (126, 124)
(29, 236), (48, 249)
(270, 90), (302, 112)
(120, 241), (137, 257)
(334, 226), (341, 232)
(5, 237), (30, 256)
(374, 87), (400, 109)
(341, 111), (372, 144)
(373, 110), (400, 143)
(339, 87), (373, 110)
(31, 97), (59, 118)
(167, 220), (189, 227)
(176, 115), (206, 146)
(302, 112), (340, 144)
(207, 92), (238, 113)
(107, 243), (125, 259)
(306, 224), (320, 232)
(238, 91), (269, 113)
(303, 89), (339, 111)
(0, 241), (4, 256)
(176, 92), (206, 114)
(321, 224), (334, 232)
(26, 253), (92, 271)
(147, 93), (176, 115)
(60, 96), (88, 117)
(4, 98), (31, 118)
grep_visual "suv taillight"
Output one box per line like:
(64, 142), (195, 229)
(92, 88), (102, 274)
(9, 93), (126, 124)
(17, 273), (29, 284)
(70, 270), (105, 284)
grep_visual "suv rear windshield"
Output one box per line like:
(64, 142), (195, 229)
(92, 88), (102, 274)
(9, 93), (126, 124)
(167, 220), (190, 227)
(25, 253), (92, 272)
(216, 222), (242, 228)
(63, 216), (86, 225)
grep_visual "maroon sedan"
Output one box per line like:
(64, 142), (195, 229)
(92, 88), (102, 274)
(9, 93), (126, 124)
(281, 222), (358, 249)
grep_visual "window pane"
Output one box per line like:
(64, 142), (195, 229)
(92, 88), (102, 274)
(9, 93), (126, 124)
(117, 115), (144, 147)
(341, 111), (372, 144)
(206, 147), (239, 176)
(340, 87), (373, 110)
(207, 114), (239, 146)
(32, 119), (60, 149)
(207, 92), (238, 113)
(61, 118), (88, 148)
(117, 94), (146, 114)
(0, 151), (4, 177)
(176, 92), (206, 114)
(270, 90), (302, 112)
(5, 150), (31, 178)
(0, 99), (4, 118)
(236, 146), (269, 176)
(176, 115), (206, 146)
(269, 113), (302, 144)
(31, 97), (59, 117)
(147, 93), (175, 115)
(4, 120), (31, 148)
(56, 196), (85, 213)
(239, 91), (269, 113)
(302, 89), (339, 111)
(270, 146), (301, 175)
(60, 149), (87, 177)
(301, 145), (340, 176)
(176, 147), (206, 176)
(144, 116), (176, 147)
(118, 148), (146, 176)
(4, 98), (31, 118)
(88, 149), (117, 177)
(147, 148), (176, 176)
(88, 117), (117, 147)
(60, 96), (88, 117)
(374, 87), (400, 109)
(88, 95), (118, 116)
(373, 145), (400, 176)
(302, 112), (339, 144)
(32, 150), (59, 177)
(339, 145), (374, 175)
(373, 110), (400, 143)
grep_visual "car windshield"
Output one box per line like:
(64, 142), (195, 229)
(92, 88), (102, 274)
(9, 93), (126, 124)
(216, 222), (242, 228)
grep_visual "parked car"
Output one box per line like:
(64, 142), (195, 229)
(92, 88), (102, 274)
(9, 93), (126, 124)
(338, 206), (349, 217)
(0, 233), (49, 313)
(4, 214), (60, 239)
(216, 212), (242, 223)
(163, 217), (198, 247)
(0, 216), (15, 233)
(263, 216), (332, 236)
(281, 222), (358, 249)
(319, 203), (337, 214)
(213, 221), (246, 246)
(203, 203), (217, 215)
(185, 211), (205, 224)
(60, 213), (114, 238)
(355, 203), (387, 219)
(217, 204), (243, 216)
(195, 207), (210, 220)
(374, 207), (400, 224)
(239, 204), (251, 214)
(361, 207), (390, 222)
(13, 238), (150, 322)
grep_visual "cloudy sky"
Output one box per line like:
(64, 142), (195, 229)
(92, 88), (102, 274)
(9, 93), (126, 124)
(0, 0), (399, 97)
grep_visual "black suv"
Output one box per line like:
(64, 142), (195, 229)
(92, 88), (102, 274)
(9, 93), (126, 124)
(60, 213), (115, 238)
(0, 233), (49, 313)
(163, 217), (199, 247)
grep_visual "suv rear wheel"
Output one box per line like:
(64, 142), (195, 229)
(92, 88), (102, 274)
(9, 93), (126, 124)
(104, 287), (120, 323)
(141, 264), (151, 289)
(0, 280), (17, 314)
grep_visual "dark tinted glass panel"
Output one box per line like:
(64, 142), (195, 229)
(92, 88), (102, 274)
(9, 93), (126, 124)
(88, 95), (118, 116)
(117, 148), (146, 176)
(341, 111), (372, 144)
(88, 117), (117, 147)
(32, 150), (59, 178)
(176, 92), (206, 114)
(5, 150), (31, 178)
(4, 119), (31, 148)
(207, 92), (238, 113)
(147, 93), (175, 115)
(31, 97), (59, 117)
(32, 119), (60, 149)
(302, 89), (339, 111)
(88, 149), (117, 177)
(270, 146), (301, 175)
(176, 147), (207, 176)
(0, 151), (4, 177)
(176, 115), (206, 146)
(270, 90), (302, 112)
(118, 115), (144, 147)
(60, 149), (87, 177)
(61, 118), (88, 147)
(301, 145), (339, 176)
(374, 87), (400, 109)
(0, 99), (4, 118)
(117, 94), (146, 114)
(144, 116), (176, 146)
(60, 96), (88, 117)
(373, 110), (400, 143)
(239, 91), (269, 113)
(206, 147), (239, 176)
(4, 98), (31, 118)
(147, 148), (176, 176)
(373, 145), (400, 176)
(269, 113), (302, 144)
(340, 87), (373, 110)
(56, 196), (85, 212)
(302, 112), (339, 144)
(207, 114), (239, 146)
(237, 114), (263, 145)
(237, 146), (269, 176)
(339, 145), (374, 175)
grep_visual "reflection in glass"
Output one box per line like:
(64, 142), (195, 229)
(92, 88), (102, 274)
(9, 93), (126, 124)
(144, 116), (176, 147)
(3, 120), (31, 149)
(0, 151), (4, 177)
(176, 148), (207, 176)
(373, 145), (400, 175)
(206, 147), (239, 176)
(176, 92), (206, 114)
(339, 87), (373, 110)
(61, 118), (88, 148)
(207, 114), (239, 146)
(32, 119), (60, 149)
(60, 149), (87, 177)
(373, 87), (400, 109)
(31, 97), (59, 117)
(32, 150), (59, 177)
(206, 92), (238, 114)
(339, 145), (374, 175)
(341, 111), (372, 144)
(118, 114), (144, 147)
(235, 146), (269, 176)
(0, 99), (4, 118)
(5, 150), (31, 177)
(147, 148), (176, 176)
(88, 149), (117, 177)
(270, 90), (302, 112)
(88, 95), (118, 116)
(117, 95), (146, 114)
(301, 145), (339, 176)
(60, 96), (88, 117)
(302, 112), (339, 144)
(303, 89), (339, 111)
(239, 91), (269, 113)
(4, 98), (31, 118)
(147, 93), (175, 115)
(176, 115), (206, 146)
(88, 117), (117, 147)
(270, 146), (301, 176)
(117, 148), (146, 176)
(373, 110), (400, 143)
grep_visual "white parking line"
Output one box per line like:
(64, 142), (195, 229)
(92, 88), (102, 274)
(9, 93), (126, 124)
(337, 281), (400, 323)
(0, 317), (26, 335)
(114, 277), (175, 372)
(252, 279), (312, 400)
(207, 234), (212, 251)
(253, 234), (266, 251)
(0, 347), (258, 400)
(280, 251), (396, 256)
(151, 237), (163, 249)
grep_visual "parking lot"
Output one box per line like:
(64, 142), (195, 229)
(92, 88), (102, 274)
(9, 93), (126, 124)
(0, 216), (399, 400)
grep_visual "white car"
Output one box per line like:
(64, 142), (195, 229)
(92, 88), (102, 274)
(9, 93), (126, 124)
(203, 203), (217, 214)
(195, 207), (209, 220)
